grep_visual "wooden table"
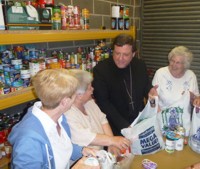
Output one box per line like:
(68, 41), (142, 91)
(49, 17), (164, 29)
(1, 145), (200, 169)
(0, 156), (10, 169)
(130, 145), (200, 169)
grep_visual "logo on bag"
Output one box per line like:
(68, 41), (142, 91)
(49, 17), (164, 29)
(139, 126), (161, 154)
(161, 107), (183, 132)
(192, 127), (200, 141)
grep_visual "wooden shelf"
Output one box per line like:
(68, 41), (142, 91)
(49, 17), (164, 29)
(0, 27), (135, 45)
(0, 87), (37, 110)
(0, 27), (136, 110)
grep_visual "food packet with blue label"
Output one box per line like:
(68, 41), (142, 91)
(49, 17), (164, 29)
(121, 97), (165, 155)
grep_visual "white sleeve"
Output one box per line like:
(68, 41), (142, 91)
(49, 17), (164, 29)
(65, 111), (96, 146)
(190, 71), (199, 96)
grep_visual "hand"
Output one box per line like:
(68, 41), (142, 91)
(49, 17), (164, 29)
(111, 136), (131, 150)
(190, 91), (196, 103)
(185, 162), (200, 169)
(82, 147), (98, 157)
(193, 96), (200, 107)
(191, 91), (200, 107)
(108, 145), (121, 157)
(148, 85), (159, 99)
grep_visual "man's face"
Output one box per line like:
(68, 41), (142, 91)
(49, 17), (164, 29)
(113, 45), (135, 68)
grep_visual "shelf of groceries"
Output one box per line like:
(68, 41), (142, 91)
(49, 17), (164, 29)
(0, 27), (136, 110)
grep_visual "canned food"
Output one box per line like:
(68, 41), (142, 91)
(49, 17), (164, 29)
(176, 126), (185, 137)
(118, 18), (124, 30)
(111, 17), (118, 30)
(165, 131), (180, 153)
(175, 137), (184, 151)
(124, 18), (130, 30)
(52, 5), (61, 30)
(165, 138), (175, 153)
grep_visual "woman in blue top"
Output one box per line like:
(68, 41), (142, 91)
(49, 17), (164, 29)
(8, 69), (97, 169)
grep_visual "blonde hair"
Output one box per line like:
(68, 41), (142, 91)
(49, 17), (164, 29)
(68, 69), (93, 94)
(31, 69), (78, 109)
(168, 46), (193, 69)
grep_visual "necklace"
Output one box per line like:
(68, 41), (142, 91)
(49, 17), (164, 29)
(123, 65), (134, 112)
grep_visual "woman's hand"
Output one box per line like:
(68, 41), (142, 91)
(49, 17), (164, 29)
(193, 96), (200, 107)
(110, 136), (131, 150)
(148, 85), (159, 99)
(108, 145), (120, 157)
(82, 147), (98, 157)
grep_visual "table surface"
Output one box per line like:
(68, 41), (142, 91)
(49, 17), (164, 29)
(1, 144), (200, 169)
(0, 156), (10, 169)
(130, 144), (200, 169)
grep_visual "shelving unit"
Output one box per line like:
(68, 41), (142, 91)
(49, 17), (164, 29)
(0, 27), (136, 110)
(0, 27), (135, 45)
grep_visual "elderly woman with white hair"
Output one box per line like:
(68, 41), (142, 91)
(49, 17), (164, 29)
(152, 46), (199, 107)
(149, 46), (199, 136)
(65, 69), (131, 157)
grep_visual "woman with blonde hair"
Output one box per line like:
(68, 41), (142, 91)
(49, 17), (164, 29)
(8, 69), (98, 169)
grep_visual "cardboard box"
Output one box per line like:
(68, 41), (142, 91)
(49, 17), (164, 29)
(0, 0), (5, 30)
(4, 2), (52, 30)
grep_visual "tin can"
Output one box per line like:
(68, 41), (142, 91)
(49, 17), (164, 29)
(175, 137), (184, 151)
(67, 5), (74, 16)
(73, 6), (80, 17)
(61, 17), (67, 30)
(82, 8), (89, 19)
(124, 18), (130, 30)
(111, 17), (118, 30)
(81, 8), (89, 30)
(11, 59), (22, 70)
(60, 5), (66, 18)
(59, 59), (66, 68)
(118, 18), (124, 30)
(52, 5), (61, 30)
(20, 69), (30, 79)
(66, 60), (71, 69)
(81, 18), (89, 30)
(165, 138), (175, 153)
(176, 126), (185, 137)
(165, 131), (179, 153)
(111, 5), (120, 18)
(68, 15), (75, 28)
(74, 16), (81, 28)
(123, 6), (129, 19)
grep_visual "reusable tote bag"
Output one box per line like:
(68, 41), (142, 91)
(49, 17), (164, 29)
(157, 91), (191, 136)
(121, 97), (165, 155)
(189, 106), (200, 154)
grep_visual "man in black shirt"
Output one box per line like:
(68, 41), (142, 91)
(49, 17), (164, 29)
(92, 34), (152, 136)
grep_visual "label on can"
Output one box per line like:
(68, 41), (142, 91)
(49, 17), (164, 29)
(175, 138), (184, 151)
(124, 18), (130, 30)
(118, 18), (124, 30)
(111, 17), (118, 30)
(52, 5), (61, 30)
(165, 138), (175, 153)
(111, 5), (120, 18)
